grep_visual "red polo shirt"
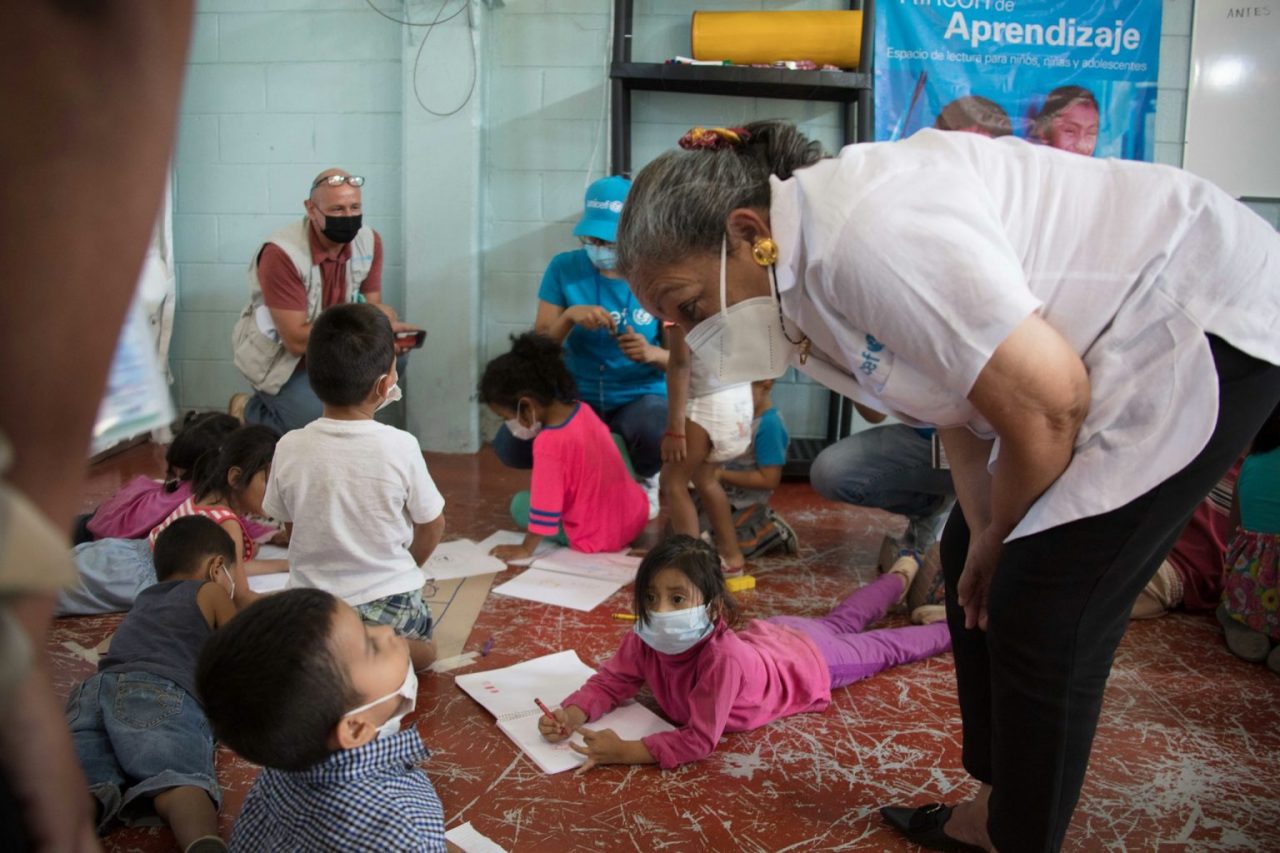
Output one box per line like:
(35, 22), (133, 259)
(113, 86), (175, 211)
(257, 223), (383, 311)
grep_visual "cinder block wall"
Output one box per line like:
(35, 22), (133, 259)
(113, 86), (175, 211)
(170, 0), (1278, 440)
(171, 0), (404, 412)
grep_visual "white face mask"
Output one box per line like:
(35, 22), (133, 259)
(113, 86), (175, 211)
(343, 658), (418, 740)
(211, 561), (235, 602)
(634, 605), (715, 655)
(505, 402), (542, 441)
(684, 235), (793, 384)
(376, 379), (402, 412)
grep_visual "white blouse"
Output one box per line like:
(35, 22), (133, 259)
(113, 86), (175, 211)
(770, 129), (1280, 540)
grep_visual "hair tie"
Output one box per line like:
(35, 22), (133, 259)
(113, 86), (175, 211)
(678, 126), (751, 151)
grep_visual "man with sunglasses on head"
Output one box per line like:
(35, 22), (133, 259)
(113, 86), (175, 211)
(231, 168), (422, 433)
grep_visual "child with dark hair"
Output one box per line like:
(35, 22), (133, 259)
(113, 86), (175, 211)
(72, 412), (265, 544)
(65, 516), (239, 852)
(196, 588), (446, 852)
(262, 302), (446, 671)
(480, 332), (649, 561)
(1219, 401), (1280, 673)
(59, 424), (283, 615)
(538, 535), (950, 770)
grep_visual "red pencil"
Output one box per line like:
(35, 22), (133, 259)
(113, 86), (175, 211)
(534, 697), (567, 736)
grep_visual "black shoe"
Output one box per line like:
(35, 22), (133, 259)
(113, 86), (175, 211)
(879, 803), (986, 852)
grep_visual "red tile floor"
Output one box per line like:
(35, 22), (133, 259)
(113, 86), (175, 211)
(52, 443), (1280, 852)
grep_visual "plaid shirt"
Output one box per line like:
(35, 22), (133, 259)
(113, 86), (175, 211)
(231, 729), (446, 852)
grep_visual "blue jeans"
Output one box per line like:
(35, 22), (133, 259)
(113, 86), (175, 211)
(245, 353), (410, 434)
(65, 671), (219, 831)
(810, 424), (956, 550)
(492, 394), (667, 478)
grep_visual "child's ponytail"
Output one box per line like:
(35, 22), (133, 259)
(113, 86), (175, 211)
(479, 332), (578, 411)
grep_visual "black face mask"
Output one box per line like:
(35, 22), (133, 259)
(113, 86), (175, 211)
(320, 213), (362, 244)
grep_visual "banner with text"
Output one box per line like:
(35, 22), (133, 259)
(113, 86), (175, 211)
(875, 0), (1163, 160)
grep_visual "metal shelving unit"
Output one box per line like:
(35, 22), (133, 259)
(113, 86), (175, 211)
(608, 1), (876, 477)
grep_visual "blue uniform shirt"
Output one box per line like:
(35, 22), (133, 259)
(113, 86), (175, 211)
(538, 248), (666, 413)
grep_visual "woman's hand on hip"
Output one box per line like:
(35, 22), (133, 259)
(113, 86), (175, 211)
(957, 526), (1004, 631)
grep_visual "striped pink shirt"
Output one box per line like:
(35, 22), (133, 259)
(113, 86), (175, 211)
(148, 496), (255, 560)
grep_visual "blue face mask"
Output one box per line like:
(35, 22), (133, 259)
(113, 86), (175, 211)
(634, 605), (715, 655)
(584, 243), (618, 272)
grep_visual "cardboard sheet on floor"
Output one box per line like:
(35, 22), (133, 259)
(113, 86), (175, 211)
(246, 544), (493, 660)
(424, 572), (495, 660)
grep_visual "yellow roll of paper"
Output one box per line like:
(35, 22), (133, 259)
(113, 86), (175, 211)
(691, 10), (863, 69)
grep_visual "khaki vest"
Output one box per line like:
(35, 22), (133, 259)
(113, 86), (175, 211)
(232, 218), (376, 394)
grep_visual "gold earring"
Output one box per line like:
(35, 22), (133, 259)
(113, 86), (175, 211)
(751, 237), (779, 267)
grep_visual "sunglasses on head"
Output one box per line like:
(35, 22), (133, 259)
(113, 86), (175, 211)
(311, 174), (365, 189)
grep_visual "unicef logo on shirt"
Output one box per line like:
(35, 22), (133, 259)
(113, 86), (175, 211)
(632, 308), (653, 326)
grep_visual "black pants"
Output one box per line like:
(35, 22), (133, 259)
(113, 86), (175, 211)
(941, 336), (1280, 852)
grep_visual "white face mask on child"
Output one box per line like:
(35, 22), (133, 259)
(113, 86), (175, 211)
(505, 402), (542, 442)
(343, 658), (418, 740)
(634, 605), (715, 655)
(211, 561), (235, 602)
(376, 379), (402, 412)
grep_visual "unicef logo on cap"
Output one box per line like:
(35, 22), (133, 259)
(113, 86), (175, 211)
(609, 200), (624, 213)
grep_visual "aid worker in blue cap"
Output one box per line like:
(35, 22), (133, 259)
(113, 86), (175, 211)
(492, 176), (668, 517)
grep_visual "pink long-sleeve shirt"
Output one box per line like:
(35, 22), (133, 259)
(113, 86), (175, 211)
(562, 619), (831, 769)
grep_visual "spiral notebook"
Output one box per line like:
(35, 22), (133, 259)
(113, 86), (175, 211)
(454, 650), (674, 774)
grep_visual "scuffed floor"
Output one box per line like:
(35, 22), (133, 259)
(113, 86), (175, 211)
(49, 443), (1280, 851)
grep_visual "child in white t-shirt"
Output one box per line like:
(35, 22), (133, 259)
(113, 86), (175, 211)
(263, 303), (446, 670)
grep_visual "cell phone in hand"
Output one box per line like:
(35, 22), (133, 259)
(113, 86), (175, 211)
(396, 330), (427, 349)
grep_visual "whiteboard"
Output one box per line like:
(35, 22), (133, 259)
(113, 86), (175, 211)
(1184, 1), (1280, 198)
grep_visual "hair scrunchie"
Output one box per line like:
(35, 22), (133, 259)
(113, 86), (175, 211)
(678, 126), (752, 151)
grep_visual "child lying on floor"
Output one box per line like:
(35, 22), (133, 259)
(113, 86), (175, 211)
(539, 535), (951, 770)
(66, 516), (240, 853)
(58, 424), (283, 615)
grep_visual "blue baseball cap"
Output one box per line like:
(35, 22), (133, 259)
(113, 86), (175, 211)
(573, 176), (631, 243)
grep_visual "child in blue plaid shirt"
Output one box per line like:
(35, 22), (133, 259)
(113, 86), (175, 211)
(197, 588), (446, 852)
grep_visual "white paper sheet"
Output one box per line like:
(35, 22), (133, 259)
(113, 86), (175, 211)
(247, 571), (289, 593)
(454, 651), (675, 775)
(530, 549), (641, 586)
(254, 544), (289, 561)
(445, 822), (507, 853)
(455, 650), (595, 719)
(421, 539), (507, 581)
(491, 567), (623, 612)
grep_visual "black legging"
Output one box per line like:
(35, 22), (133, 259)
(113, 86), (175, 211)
(941, 335), (1280, 852)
